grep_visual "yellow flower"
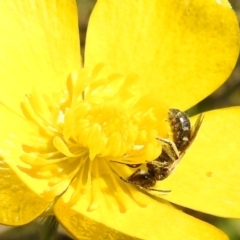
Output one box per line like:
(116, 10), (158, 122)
(0, 0), (239, 239)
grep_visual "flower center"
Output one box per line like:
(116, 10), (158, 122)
(20, 64), (169, 212)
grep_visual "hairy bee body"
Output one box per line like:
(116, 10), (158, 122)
(119, 109), (204, 192)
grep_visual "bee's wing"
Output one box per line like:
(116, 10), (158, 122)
(190, 113), (204, 142)
(179, 113), (204, 157)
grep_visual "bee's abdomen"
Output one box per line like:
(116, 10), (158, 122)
(168, 108), (191, 151)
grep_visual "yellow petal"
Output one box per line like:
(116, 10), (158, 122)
(159, 107), (240, 217)
(0, 0), (81, 114)
(0, 104), (50, 225)
(0, 160), (50, 226)
(54, 190), (228, 240)
(85, 0), (239, 110)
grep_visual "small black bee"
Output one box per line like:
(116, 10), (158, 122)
(119, 109), (204, 192)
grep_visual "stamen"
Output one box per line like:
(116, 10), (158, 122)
(29, 87), (51, 121)
(21, 96), (53, 135)
(53, 136), (76, 157)
(19, 65), (169, 213)
(87, 176), (101, 212)
(69, 172), (84, 205)
(109, 172), (130, 213)
(20, 154), (68, 166)
(87, 161), (101, 211)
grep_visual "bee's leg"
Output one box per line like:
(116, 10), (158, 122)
(148, 188), (171, 193)
(156, 137), (179, 160)
(110, 160), (141, 168)
(126, 164), (142, 168)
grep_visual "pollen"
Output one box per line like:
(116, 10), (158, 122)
(19, 64), (169, 212)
